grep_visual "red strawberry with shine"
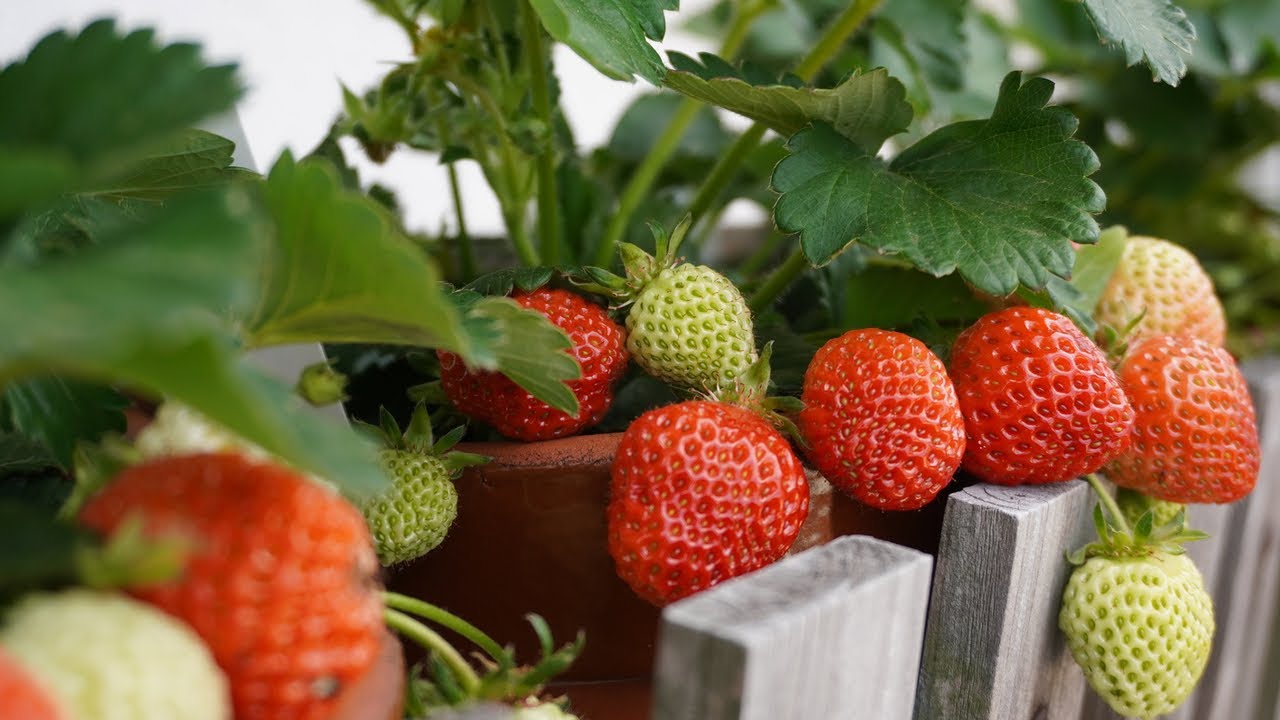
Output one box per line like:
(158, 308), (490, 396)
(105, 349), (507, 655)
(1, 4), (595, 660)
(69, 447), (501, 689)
(79, 452), (383, 720)
(438, 287), (629, 441)
(949, 307), (1135, 485)
(1107, 335), (1259, 503)
(607, 400), (809, 606)
(798, 329), (965, 510)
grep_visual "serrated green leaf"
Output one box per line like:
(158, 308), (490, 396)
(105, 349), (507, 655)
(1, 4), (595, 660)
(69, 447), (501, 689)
(4, 379), (127, 467)
(0, 188), (386, 498)
(1071, 225), (1129, 313)
(243, 153), (473, 355)
(86, 129), (254, 203)
(1080, 0), (1197, 85)
(773, 73), (1105, 296)
(463, 267), (558, 296)
(0, 500), (91, 600)
(0, 20), (240, 167)
(459, 297), (580, 415)
(528, 0), (670, 84)
(0, 148), (77, 221)
(664, 61), (912, 152)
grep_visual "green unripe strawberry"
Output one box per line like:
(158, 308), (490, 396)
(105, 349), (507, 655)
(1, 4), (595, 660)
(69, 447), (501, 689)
(1060, 553), (1212, 718)
(1116, 487), (1186, 531)
(359, 405), (487, 566)
(1060, 486), (1213, 719)
(626, 262), (756, 389)
(2, 589), (230, 720)
(581, 217), (757, 391)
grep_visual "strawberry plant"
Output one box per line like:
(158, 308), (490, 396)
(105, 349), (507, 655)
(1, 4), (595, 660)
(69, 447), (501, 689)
(1, 0), (1276, 718)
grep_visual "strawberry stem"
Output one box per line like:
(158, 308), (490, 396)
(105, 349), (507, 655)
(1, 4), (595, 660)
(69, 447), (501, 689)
(384, 608), (481, 693)
(1086, 473), (1132, 537)
(383, 592), (512, 667)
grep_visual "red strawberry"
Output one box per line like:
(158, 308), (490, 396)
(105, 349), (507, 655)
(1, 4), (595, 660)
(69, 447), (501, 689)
(607, 400), (809, 606)
(0, 648), (65, 720)
(79, 453), (383, 720)
(606, 344), (806, 605)
(1107, 336), (1259, 503)
(949, 307), (1135, 485)
(438, 288), (629, 441)
(798, 329), (965, 510)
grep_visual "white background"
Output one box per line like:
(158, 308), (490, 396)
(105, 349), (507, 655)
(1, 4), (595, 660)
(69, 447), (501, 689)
(0, 0), (739, 235)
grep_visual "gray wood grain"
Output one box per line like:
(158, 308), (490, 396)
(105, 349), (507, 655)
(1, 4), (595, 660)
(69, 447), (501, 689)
(914, 480), (1095, 720)
(652, 535), (932, 720)
(1191, 361), (1280, 720)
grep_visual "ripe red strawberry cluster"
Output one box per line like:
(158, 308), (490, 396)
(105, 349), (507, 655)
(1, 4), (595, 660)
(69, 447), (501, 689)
(435, 275), (1260, 608)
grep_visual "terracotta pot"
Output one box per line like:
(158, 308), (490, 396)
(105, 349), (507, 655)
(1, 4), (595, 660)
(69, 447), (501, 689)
(385, 432), (954, 714)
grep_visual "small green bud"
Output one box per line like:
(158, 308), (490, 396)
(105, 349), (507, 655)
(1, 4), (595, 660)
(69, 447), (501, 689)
(296, 362), (349, 407)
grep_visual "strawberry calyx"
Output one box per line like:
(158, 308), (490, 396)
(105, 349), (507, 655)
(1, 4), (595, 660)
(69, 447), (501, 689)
(359, 404), (489, 475)
(568, 216), (694, 305)
(704, 342), (807, 445)
(1068, 474), (1208, 565)
(75, 514), (189, 591)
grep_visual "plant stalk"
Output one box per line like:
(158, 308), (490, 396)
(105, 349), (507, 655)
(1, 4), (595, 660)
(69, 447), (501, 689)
(687, 0), (883, 232)
(383, 592), (510, 666)
(522, 1), (563, 264)
(749, 246), (809, 311)
(590, 2), (767, 267)
(1086, 473), (1132, 537)
(384, 608), (481, 694)
(738, 227), (790, 278)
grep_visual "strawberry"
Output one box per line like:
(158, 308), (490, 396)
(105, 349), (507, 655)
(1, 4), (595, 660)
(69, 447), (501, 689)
(1106, 335), (1259, 504)
(0, 646), (66, 720)
(582, 217), (757, 391)
(438, 287), (629, 441)
(797, 329), (965, 510)
(1116, 487), (1185, 530)
(359, 405), (487, 566)
(78, 453), (383, 720)
(1096, 236), (1226, 349)
(607, 399), (809, 606)
(1060, 491), (1213, 719)
(949, 307), (1135, 485)
(1, 589), (229, 720)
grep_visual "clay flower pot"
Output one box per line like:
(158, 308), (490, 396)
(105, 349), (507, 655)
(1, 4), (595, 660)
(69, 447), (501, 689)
(384, 432), (953, 716)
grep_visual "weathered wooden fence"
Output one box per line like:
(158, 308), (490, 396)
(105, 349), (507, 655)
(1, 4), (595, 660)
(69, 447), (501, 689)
(645, 359), (1280, 720)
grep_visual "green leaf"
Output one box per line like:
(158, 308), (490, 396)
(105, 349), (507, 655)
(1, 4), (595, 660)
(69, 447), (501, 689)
(0, 500), (89, 601)
(609, 93), (731, 162)
(1217, 0), (1280, 73)
(0, 188), (385, 498)
(3, 379), (127, 467)
(463, 266), (558, 296)
(243, 154), (472, 355)
(0, 20), (240, 167)
(1070, 226), (1129, 313)
(841, 266), (988, 329)
(86, 129), (255, 203)
(0, 433), (61, 475)
(1079, 0), (1197, 85)
(0, 148), (77, 221)
(459, 297), (580, 415)
(869, 0), (967, 110)
(663, 59), (912, 152)
(528, 0), (672, 84)
(773, 72), (1106, 296)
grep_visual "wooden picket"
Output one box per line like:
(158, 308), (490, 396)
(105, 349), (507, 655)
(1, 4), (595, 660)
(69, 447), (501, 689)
(652, 536), (932, 720)
(915, 481), (1093, 720)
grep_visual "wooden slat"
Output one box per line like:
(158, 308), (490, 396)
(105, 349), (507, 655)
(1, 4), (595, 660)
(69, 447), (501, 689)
(1193, 359), (1280, 720)
(914, 480), (1095, 720)
(651, 535), (932, 720)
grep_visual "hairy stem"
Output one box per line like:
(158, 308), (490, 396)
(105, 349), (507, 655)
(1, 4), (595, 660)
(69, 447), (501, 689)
(590, 2), (767, 267)
(1086, 473), (1132, 537)
(383, 608), (481, 694)
(749, 246), (809, 311)
(383, 592), (510, 666)
(522, 2), (563, 264)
